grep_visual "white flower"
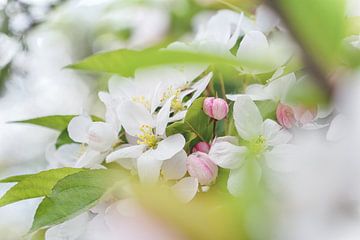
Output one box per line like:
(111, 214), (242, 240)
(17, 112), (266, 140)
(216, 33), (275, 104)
(209, 96), (294, 195)
(45, 143), (81, 168)
(67, 115), (119, 168)
(99, 66), (211, 123)
(106, 98), (187, 183)
(194, 10), (244, 54)
(236, 31), (293, 74)
(227, 71), (296, 102)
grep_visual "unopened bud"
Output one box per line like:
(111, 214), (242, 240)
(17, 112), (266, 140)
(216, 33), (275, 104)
(192, 142), (211, 154)
(186, 152), (218, 185)
(276, 103), (296, 129)
(203, 97), (229, 120)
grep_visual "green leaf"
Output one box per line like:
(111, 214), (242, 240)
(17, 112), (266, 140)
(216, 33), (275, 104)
(55, 129), (74, 149)
(31, 169), (125, 232)
(68, 49), (266, 77)
(31, 229), (46, 240)
(255, 100), (277, 120)
(0, 168), (84, 207)
(275, 0), (346, 69)
(0, 174), (33, 183)
(167, 97), (213, 142)
(11, 115), (104, 131)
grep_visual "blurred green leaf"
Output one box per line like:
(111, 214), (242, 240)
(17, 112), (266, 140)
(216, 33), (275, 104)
(68, 49), (265, 77)
(11, 115), (103, 131)
(0, 174), (33, 183)
(0, 168), (84, 207)
(31, 229), (46, 240)
(275, 0), (346, 69)
(255, 100), (277, 120)
(286, 79), (328, 106)
(55, 129), (74, 149)
(30, 169), (125, 232)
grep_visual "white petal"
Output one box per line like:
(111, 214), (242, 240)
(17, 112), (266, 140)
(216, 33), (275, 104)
(169, 110), (186, 122)
(67, 115), (92, 143)
(227, 161), (262, 196)
(118, 101), (154, 136)
(106, 145), (146, 163)
(233, 96), (263, 140)
(255, 5), (280, 33)
(162, 150), (187, 180)
(137, 150), (163, 183)
(212, 136), (239, 145)
(76, 149), (104, 168)
(209, 141), (247, 169)
(262, 119), (292, 146)
(265, 73), (296, 102)
(151, 134), (185, 161)
(87, 122), (118, 152)
(245, 84), (270, 101)
(236, 31), (269, 72)
(172, 177), (199, 203)
(156, 96), (173, 136)
(326, 114), (347, 141)
(265, 144), (298, 172)
(185, 73), (212, 107)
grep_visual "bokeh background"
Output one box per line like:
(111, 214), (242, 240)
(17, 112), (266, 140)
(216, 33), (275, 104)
(0, 0), (360, 239)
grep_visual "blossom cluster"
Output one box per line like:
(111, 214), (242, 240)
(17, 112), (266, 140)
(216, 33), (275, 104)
(49, 6), (336, 202)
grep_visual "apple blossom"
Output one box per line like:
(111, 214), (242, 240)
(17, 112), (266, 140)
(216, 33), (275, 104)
(209, 96), (293, 195)
(203, 97), (229, 120)
(106, 98), (187, 183)
(67, 115), (119, 168)
(186, 152), (218, 185)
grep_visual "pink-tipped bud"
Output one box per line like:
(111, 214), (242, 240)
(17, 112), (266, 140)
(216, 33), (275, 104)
(292, 105), (317, 125)
(203, 97), (229, 120)
(276, 103), (296, 129)
(186, 152), (218, 185)
(192, 142), (211, 154)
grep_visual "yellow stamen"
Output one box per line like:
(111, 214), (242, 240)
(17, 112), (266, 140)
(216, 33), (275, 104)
(136, 124), (158, 148)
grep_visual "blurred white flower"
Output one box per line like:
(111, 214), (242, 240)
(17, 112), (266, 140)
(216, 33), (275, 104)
(0, 33), (20, 68)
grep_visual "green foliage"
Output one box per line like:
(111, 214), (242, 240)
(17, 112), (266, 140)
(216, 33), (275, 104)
(0, 168), (84, 207)
(68, 48), (265, 77)
(11, 115), (103, 131)
(275, 0), (346, 69)
(55, 129), (74, 149)
(255, 100), (277, 120)
(0, 174), (33, 183)
(167, 97), (213, 143)
(30, 169), (125, 232)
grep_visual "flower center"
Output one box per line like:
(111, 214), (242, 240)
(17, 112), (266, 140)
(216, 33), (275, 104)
(248, 135), (266, 155)
(131, 96), (151, 109)
(136, 124), (158, 148)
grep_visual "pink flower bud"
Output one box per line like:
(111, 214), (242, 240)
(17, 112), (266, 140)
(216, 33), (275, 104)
(292, 105), (317, 125)
(192, 142), (211, 154)
(186, 152), (218, 185)
(276, 103), (296, 129)
(203, 97), (229, 120)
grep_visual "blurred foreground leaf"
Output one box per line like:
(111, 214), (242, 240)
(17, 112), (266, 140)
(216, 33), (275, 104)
(0, 168), (84, 207)
(273, 0), (345, 69)
(30, 169), (125, 232)
(68, 49), (267, 77)
(11, 115), (103, 131)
